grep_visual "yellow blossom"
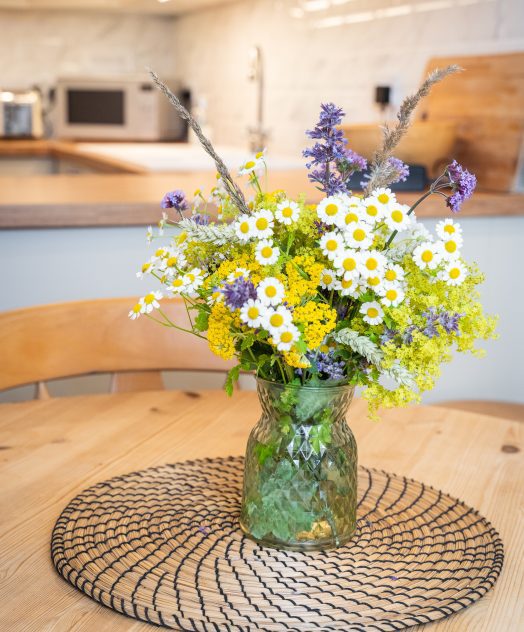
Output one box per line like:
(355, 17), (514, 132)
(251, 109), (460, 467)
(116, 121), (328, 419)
(207, 303), (236, 360)
(293, 301), (337, 350)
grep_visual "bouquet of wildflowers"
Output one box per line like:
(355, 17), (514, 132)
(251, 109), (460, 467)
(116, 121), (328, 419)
(131, 69), (496, 418)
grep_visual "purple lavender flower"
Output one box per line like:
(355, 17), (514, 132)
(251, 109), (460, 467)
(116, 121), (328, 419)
(315, 351), (346, 381)
(438, 311), (463, 335)
(421, 307), (440, 338)
(192, 213), (210, 225)
(445, 160), (477, 212)
(221, 277), (257, 311)
(388, 156), (410, 183)
(303, 103), (366, 196)
(161, 189), (188, 213)
(404, 308), (463, 343)
(380, 327), (398, 345)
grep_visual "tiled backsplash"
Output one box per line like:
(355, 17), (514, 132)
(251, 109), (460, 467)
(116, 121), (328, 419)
(173, 0), (524, 155)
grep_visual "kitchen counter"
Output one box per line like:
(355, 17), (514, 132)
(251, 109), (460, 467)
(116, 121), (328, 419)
(1, 140), (523, 228)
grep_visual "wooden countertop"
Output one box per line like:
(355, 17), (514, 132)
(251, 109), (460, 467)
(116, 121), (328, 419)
(1, 140), (523, 228)
(0, 390), (522, 630)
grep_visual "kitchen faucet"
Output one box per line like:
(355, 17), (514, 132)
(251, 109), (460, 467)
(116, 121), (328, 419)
(247, 46), (269, 152)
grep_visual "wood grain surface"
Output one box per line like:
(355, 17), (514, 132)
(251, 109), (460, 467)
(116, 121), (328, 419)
(0, 391), (522, 631)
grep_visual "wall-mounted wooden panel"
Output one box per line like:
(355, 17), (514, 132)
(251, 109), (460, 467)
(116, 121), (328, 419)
(420, 53), (524, 193)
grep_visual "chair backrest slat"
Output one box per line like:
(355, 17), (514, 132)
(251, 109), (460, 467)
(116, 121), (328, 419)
(0, 297), (231, 392)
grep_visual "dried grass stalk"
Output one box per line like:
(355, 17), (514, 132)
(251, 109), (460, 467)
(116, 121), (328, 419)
(149, 69), (249, 215)
(364, 65), (462, 194)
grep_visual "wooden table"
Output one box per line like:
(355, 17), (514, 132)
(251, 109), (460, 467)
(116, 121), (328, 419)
(0, 391), (522, 631)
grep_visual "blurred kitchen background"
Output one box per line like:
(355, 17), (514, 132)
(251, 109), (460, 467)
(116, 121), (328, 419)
(0, 0), (523, 403)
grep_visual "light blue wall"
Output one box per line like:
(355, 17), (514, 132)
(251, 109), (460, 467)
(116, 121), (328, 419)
(1, 216), (522, 404)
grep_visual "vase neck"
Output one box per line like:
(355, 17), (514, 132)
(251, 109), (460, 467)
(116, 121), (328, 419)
(256, 379), (354, 426)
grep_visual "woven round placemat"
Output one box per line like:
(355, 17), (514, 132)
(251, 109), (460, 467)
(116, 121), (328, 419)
(51, 456), (503, 631)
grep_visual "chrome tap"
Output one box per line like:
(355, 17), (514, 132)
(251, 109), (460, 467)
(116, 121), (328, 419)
(247, 46), (269, 152)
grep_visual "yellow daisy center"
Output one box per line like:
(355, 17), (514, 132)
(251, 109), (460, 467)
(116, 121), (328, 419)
(368, 276), (380, 286)
(256, 217), (268, 230)
(421, 250), (433, 263)
(155, 248), (165, 257)
(166, 256), (178, 267)
(282, 206), (293, 218)
(270, 314), (284, 328)
(378, 193), (389, 204)
(280, 331), (293, 343)
(132, 303), (141, 314)
(343, 258), (357, 271)
(445, 241), (457, 253)
(325, 203), (339, 216)
(322, 274), (333, 284)
(449, 267), (460, 279)
(255, 151), (264, 159)
(345, 212), (359, 224)
(141, 263), (151, 273)
(353, 228), (366, 242)
(367, 307), (379, 318)
(386, 289), (397, 301)
(172, 278), (184, 288)
(244, 160), (256, 169)
(366, 258), (378, 270)
(240, 221), (250, 234)
(144, 293), (155, 304)
(261, 246), (273, 258)
(391, 210), (403, 223)
(385, 269), (396, 281)
(326, 239), (338, 251)
(341, 278), (353, 289)
(366, 205), (378, 216)
(265, 286), (277, 298)
(247, 306), (259, 319)
(186, 273), (196, 282)
(444, 224), (456, 234)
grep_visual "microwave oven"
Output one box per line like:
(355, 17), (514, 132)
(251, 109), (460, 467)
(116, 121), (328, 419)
(54, 76), (188, 141)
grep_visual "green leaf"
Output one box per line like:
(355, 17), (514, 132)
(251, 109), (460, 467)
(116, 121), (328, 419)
(224, 364), (240, 396)
(194, 310), (209, 332)
(240, 334), (256, 351)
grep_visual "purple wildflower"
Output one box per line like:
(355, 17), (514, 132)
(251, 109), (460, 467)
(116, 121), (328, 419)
(403, 325), (418, 345)
(221, 277), (257, 311)
(445, 160), (477, 212)
(438, 311), (463, 335)
(161, 189), (189, 215)
(315, 351), (346, 381)
(192, 213), (210, 225)
(303, 103), (366, 196)
(314, 219), (329, 236)
(388, 156), (410, 183)
(380, 327), (398, 345)
(404, 308), (463, 343)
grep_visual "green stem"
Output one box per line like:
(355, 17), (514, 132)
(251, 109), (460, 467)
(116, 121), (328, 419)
(156, 308), (207, 340)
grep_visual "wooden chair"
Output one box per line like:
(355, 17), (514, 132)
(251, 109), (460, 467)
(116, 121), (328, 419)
(0, 297), (234, 399)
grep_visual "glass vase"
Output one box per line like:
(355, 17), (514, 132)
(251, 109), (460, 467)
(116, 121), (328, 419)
(240, 378), (358, 551)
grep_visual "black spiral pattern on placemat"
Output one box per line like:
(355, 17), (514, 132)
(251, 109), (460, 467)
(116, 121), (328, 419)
(51, 456), (503, 631)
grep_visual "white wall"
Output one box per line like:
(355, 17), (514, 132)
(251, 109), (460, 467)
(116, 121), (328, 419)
(1, 215), (522, 404)
(172, 0), (524, 154)
(0, 9), (177, 92)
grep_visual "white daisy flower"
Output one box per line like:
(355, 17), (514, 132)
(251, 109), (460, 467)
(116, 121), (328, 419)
(344, 221), (374, 250)
(383, 264), (405, 284)
(319, 231), (345, 260)
(139, 291), (163, 314)
(336, 206), (363, 230)
(360, 301), (384, 326)
(136, 261), (153, 279)
(257, 277), (285, 306)
(413, 242), (442, 270)
(240, 299), (264, 327)
(207, 288), (224, 305)
(255, 240), (280, 266)
(252, 209), (274, 239)
(273, 324), (300, 351)
(317, 196), (346, 225)
(378, 284), (405, 307)
(440, 261), (467, 286)
(373, 187), (396, 208)
(409, 221), (433, 242)
(436, 218), (463, 241)
(384, 203), (411, 231)
(361, 196), (384, 224)
(171, 276), (189, 294)
(263, 305), (293, 332)
(359, 250), (388, 277)
(319, 268), (340, 290)
(226, 267), (251, 283)
(366, 273), (384, 293)
(239, 155), (264, 176)
(440, 235), (463, 259)
(340, 276), (363, 298)
(128, 302), (142, 320)
(334, 249), (361, 279)
(165, 250), (187, 271)
(275, 200), (300, 225)
(234, 214), (255, 242)
(183, 268), (205, 292)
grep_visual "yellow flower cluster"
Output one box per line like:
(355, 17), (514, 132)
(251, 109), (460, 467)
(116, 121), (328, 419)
(285, 255), (324, 305)
(207, 303), (236, 360)
(283, 351), (311, 369)
(293, 301), (337, 350)
(214, 253), (263, 286)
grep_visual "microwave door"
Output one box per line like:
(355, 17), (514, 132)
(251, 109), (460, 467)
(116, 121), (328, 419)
(67, 89), (124, 126)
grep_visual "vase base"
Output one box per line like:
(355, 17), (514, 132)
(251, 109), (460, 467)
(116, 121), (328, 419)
(239, 519), (357, 552)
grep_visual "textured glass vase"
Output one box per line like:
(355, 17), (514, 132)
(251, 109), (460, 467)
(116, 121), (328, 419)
(240, 378), (358, 551)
